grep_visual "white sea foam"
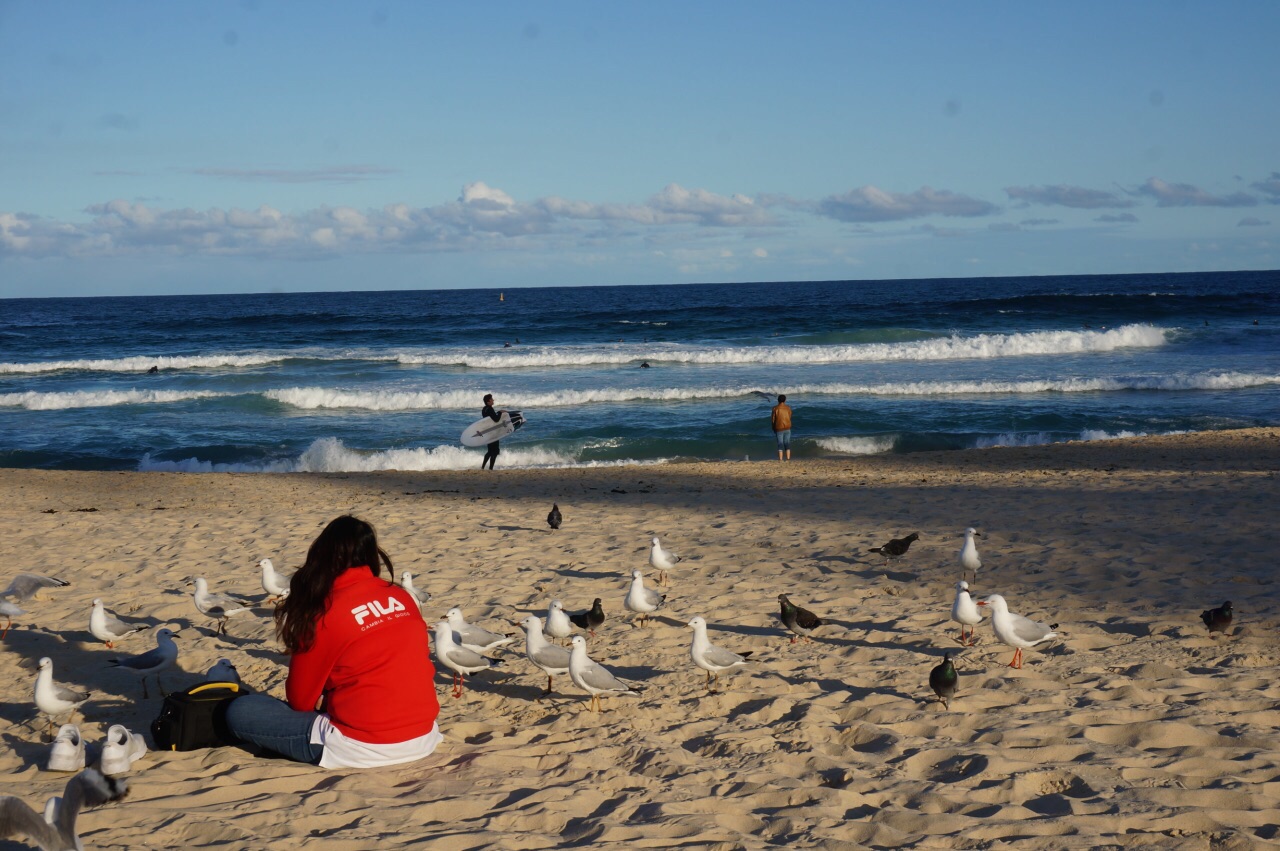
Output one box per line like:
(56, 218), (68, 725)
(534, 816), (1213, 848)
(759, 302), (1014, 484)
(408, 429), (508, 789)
(973, 428), (1187, 449)
(0, 353), (291, 375)
(0, 389), (232, 411)
(136, 437), (662, 474)
(814, 436), (897, 455)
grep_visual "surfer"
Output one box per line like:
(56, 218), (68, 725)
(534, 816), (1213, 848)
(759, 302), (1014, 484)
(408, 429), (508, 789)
(771, 394), (793, 462)
(480, 394), (505, 470)
(147, 365), (159, 374)
(640, 361), (651, 369)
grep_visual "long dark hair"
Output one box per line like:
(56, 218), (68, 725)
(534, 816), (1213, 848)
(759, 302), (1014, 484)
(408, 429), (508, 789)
(276, 515), (393, 653)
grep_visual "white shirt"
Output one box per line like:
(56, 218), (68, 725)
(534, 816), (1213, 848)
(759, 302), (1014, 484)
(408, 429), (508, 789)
(310, 716), (443, 770)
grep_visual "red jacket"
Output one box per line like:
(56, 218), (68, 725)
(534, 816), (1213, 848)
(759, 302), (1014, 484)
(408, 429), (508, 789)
(286, 566), (440, 744)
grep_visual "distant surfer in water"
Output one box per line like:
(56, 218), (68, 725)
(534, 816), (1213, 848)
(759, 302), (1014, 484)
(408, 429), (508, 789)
(481, 394), (505, 470)
(640, 361), (651, 369)
(148, 365), (159, 374)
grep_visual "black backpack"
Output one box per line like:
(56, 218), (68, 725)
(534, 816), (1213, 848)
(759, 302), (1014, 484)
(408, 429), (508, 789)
(150, 681), (254, 751)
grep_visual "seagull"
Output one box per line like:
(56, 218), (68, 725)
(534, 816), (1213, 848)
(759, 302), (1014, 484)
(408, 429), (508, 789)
(868, 532), (919, 561)
(977, 594), (1058, 669)
(89, 599), (150, 649)
(258, 558), (290, 604)
(518, 615), (571, 696)
(192, 577), (250, 635)
(444, 608), (515, 654)
(648, 537), (681, 587)
(400, 572), (430, 607)
(777, 593), (824, 643)
(568, 635), (642, 712)
(1200, 600), (1233, 637)
(959, 527), (982, 583)
(0, 768), (128, 851)
(34, 658), (90, 739)
(206, 658), (240, 684)
(432, 621), (503, 698)
(687, 616), (751, 691)
(547, 503), (563, 530)
(545, 600), (575, 641)
(0, 600), (25, 639)
(929, 653), (958, 709)
(0, 573), (69, 603)
(950, 581), (982, 646)
(108, 627), (180, 698)
(624, 570), (665, 627)
(569, 598), (606, 637)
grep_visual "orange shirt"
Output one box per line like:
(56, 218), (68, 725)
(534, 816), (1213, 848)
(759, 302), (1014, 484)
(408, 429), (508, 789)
(771, 403), (792, 432)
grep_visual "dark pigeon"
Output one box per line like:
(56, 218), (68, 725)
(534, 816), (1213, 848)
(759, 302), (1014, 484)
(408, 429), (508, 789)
(547, 503), (562, 530)
(778, 593), (824, 643)
(869, 532), (919, 560)
(569, 598), (605, 636)
(1201, 600), (1233, 636)
(929, 652), (958, 709)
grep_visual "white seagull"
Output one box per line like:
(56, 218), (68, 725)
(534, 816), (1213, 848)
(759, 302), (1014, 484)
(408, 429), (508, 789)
(949, 581), (982, 647)
(545, 600), (575, 641)
(444, 607), (514, 654)
(0, 600), (25, 639)
(34, 658), (90, 738)
(1, 573), (69, 603)
(89, 599), (150, 649)
(206, 658), (240, 684)
(400, 571), (430, 607)
(648, 537), (681, 587)
(624, 569), (665, 627)
(108, 627), (180, 698)
(687, 616), (752, 690)
(568, 635), (642, 712)
(432, 620), (502, 698)
(258, 558), (290, 603)
(978, 594), (1059, 669)
(959, 527), (982, 583)
(192, 577), (250, 635)
(0, 768), (128, 851)
(519, 614), (571, 695)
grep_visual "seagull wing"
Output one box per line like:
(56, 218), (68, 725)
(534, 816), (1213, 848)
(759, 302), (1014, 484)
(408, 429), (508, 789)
(580, 661), (632, 694)
(53, 683), (89, 705)
(0, 797), (61, 851)
(444, 644), (491, 670)
(1010, 612), (1055, 643)
(53, 769), (128, 847)
(701, 645), (747, 668)
(112, 645), (166, 672)
(530, 645), (571, 671)
(1, 573), (69, 602)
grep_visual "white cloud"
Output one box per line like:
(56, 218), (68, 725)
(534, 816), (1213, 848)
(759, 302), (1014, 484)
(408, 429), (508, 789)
(817, 186), (998, 222)
(1138, 177), (1256, 207)
(1005, 184), (1135, 209)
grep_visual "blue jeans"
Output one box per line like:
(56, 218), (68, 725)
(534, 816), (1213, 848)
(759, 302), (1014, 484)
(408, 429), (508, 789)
(224, 694), (324, 764)
(775, 429), (791, 451)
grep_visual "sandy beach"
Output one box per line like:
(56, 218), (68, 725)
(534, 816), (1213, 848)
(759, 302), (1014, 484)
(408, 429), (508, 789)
(1, 428), (1278, 850)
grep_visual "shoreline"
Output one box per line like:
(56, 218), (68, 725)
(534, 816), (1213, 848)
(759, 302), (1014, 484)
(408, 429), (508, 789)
(1, 427), (1278, 848)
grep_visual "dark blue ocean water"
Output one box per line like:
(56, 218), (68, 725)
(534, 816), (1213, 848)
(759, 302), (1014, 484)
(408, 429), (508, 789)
(2, 271), (1278, 471)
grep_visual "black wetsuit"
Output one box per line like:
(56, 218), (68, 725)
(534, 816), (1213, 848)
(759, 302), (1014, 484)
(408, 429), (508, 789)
(481, 404), (501, 469)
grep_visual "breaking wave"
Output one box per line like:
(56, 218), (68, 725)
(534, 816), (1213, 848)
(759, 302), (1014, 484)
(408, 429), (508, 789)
(0, 389), (232, 411)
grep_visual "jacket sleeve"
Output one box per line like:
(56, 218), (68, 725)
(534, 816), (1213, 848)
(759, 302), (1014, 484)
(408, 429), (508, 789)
(286, 631), (339, 712)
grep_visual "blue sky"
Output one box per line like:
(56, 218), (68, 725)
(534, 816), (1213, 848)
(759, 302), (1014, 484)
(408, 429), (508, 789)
(1, 1), (1277, 297)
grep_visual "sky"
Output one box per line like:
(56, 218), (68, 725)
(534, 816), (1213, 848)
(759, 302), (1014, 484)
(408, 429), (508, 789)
(1, 1), (1278, 298)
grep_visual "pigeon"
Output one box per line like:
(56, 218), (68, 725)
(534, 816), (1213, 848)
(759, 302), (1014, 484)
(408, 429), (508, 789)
(444, 608), (515, 654)
(1200, 600), (1233, 637)
(108, 627), (180, 698)
(624, 570), (665, 627)
(258, 558), (290, 603)
(432, 621), (503, 698)
(0, 600), (25, 639)
(0, 768), (128, 851)
(0, 573), (69, 603)
(34, 658), (90, 739)
(568, 635), (643, 712)
(89, 599), (150, 649)
(959, 527), (982, 583)
(929, 653), (958, 709)
(192, 578), (250, 635)
(977, 594), (1058, 669)
(869, 532), (919, 561)
(569, 598), (606, 637)
(547, 503), (563, 530)
(518, 615), (571, 695)
(400, 572), (430, 608)
(687, 616), (752, 690)
(545, 600), (575, 641)
(648, 537), (681, 587)
(777, 593), (824, 643)
(950, 581), (982, 646)
(206, 658), (240, 684)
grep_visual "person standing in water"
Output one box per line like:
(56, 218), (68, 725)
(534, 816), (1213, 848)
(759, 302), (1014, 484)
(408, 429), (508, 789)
(771, 394), (793, 461)
(481, 393), (505, 470)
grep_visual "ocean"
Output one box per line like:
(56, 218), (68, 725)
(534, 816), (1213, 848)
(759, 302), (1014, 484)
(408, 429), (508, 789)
(2, 271), (1278, 472)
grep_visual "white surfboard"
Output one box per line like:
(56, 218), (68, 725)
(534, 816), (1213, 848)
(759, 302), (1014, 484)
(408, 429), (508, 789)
(460, 410), (526, 447)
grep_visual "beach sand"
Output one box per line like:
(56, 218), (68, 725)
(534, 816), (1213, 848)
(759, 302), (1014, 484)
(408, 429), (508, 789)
(1, 428), (1278, 850)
